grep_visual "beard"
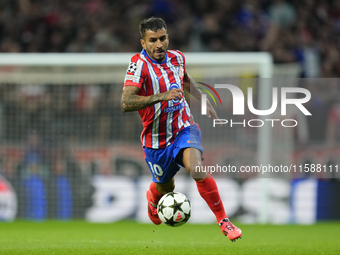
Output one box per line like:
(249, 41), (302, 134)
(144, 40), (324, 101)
(146, 47), (166, 62)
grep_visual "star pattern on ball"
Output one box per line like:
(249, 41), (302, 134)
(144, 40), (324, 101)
(183, 212), (191, 222)
(158, 200), (165, 213)
(186, 198), (191, 207)
(158, 192), (191, 227)
(169, 200), (183, 215)
(168, 192), (175, 197)
(164, 215), (177, 227)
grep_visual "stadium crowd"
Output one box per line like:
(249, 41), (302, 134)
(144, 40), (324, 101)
(0, 84), (140, 145)
(0, 0), (340, 77)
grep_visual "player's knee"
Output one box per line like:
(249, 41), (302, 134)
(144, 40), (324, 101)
(194, 177), (205, 182)
(156, 182), (175, 195)
(191, 171), (207, 182)
(186, 164), (207, 181)
(165, 183), (175, 193)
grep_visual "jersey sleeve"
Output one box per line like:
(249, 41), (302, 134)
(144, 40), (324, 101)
(176, 50), (186, 75)
(123, 54), (145, 89)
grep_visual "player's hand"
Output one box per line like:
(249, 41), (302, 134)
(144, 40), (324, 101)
(206, 99), (218, 119)
(162, 88), (184, 101)
(206, 99), (223, 126)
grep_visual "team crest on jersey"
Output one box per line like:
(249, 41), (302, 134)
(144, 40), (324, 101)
(127, 62), (137, 73)
(164, 83), (184, 112)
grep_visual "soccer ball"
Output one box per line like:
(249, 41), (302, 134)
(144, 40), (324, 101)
(157, 192), (191, 227)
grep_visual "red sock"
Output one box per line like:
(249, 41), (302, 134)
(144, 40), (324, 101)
(196, 174), (227, 222)
(149, 182), (162, 203)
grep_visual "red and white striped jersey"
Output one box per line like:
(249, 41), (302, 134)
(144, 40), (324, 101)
(123, 49), (194, 149)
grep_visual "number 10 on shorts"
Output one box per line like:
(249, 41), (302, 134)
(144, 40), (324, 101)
(148, 162), (164, 177)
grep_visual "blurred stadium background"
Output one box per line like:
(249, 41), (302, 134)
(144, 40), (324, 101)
(0, 0), (339, 225)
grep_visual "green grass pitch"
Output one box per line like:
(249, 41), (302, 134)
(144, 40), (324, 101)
(0, 221), (339, 254)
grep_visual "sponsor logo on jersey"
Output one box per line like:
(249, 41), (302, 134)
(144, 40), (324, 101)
(163, 102), (184, 113)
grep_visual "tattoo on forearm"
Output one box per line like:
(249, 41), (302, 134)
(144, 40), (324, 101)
(121, 85), (165, 112)
(123, 94), (162, 111)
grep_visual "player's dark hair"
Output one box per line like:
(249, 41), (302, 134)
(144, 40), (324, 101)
(139, 17), (167, 38)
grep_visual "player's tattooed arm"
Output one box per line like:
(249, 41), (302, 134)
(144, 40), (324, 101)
(121, 86), (160, 112)
(121, 86), (184, 112)
(183, 72), (219, 119)
(183, 72), (202, 100)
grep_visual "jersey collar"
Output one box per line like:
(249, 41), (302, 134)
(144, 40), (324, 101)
(141, 49), (168, 64)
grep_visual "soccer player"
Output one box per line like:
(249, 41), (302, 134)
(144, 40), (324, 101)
(120, 17), (242, 241)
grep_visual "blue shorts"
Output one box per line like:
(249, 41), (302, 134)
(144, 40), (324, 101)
(143, 124), (204, 183)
